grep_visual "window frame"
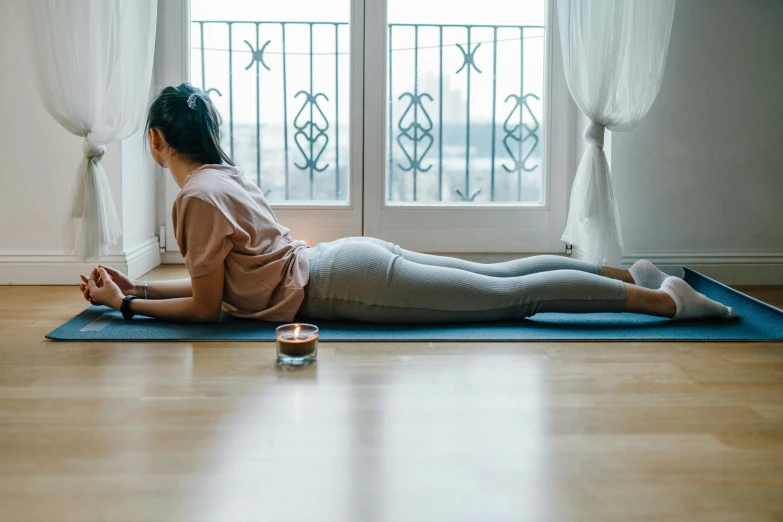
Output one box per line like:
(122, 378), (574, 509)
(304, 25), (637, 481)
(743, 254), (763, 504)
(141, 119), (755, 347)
(157, 0), (365, 257)
(362, 0), (573, 253)
(158, 0), (574, 257)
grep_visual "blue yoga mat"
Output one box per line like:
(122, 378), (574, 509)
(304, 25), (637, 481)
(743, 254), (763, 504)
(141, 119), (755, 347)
(46, 269), (783, 342)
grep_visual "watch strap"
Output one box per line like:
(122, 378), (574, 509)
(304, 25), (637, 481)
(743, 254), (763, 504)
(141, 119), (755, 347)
(120, 295), (138, 320)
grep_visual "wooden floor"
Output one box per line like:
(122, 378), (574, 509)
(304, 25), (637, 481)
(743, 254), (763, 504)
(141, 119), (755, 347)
(1, 266), (782, 522)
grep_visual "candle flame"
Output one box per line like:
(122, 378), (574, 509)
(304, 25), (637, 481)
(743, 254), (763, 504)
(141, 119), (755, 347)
(294, 325), (301, 339)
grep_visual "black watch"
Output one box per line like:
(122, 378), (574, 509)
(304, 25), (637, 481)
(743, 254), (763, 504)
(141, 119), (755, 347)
(120, 295), (138, 320)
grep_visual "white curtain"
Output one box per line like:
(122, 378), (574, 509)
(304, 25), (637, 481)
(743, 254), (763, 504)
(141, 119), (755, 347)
(22, 0), (158, 260)
(557, 0), (676, 265)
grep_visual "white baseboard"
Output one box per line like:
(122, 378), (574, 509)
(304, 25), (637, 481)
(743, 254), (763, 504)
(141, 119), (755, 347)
(564, 246), (783, 285)
(125, 238), (163, 280)
(0, 237), (161, 285)
(621, 252), (783, 285)
(161, 251), (185, 264)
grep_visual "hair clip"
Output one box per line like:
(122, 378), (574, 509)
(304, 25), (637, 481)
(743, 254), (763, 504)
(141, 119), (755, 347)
(187, 93), (201, 110)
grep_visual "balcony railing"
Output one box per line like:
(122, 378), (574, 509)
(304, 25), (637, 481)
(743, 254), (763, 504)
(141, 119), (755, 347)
(192, 20), (544, 204)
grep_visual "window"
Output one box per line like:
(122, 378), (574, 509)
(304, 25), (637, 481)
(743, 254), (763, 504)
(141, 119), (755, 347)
(161, 0), (571, 255)
(385, 2), (546, 206)
(191, 0), (351, 205)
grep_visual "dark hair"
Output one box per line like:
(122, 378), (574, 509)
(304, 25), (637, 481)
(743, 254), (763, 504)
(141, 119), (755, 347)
(146, 83), (234, 166)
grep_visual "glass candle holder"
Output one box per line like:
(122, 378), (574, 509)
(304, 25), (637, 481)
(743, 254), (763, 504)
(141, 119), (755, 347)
(276, 323), (318, 365)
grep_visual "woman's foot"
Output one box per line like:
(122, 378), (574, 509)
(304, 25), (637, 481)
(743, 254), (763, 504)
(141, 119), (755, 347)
(629, 259), (682, 289)
(602, 260), (684, 288)
(660, 276), (735, 320)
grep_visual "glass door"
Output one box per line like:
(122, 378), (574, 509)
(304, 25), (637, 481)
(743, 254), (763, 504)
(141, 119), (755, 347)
(162, 0), (570, 258)
(363, 0), (571, 254)
(161, 0), (363, 259)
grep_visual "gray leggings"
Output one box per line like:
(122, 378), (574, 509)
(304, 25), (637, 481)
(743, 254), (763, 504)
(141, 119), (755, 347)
(298, 237), (626, 323)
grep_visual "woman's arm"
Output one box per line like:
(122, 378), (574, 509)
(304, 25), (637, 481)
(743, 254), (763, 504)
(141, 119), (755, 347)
(86, 265), (224, 323)
(96, 265), (193, 299)
(133, 278), (193, 299)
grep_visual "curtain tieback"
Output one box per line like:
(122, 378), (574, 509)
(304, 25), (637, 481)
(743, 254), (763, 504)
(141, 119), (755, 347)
(583, 122), (605, 149)
(83, 134), (106, 162)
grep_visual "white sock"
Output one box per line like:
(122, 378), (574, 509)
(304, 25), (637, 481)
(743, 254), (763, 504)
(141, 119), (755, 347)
(660, 276), (735, 320)
(629, 259), (678, 289)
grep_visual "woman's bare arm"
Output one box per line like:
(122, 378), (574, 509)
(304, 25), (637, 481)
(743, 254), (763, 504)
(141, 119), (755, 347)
(86, 265), (224, 323)
(83, 266), (193, 300)
(133, 278), (193, 299)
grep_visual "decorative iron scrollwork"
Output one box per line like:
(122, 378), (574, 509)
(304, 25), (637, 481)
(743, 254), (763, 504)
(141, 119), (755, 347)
(455, 43), (482, 74)
(502, 93), (540, 173)
(455, 188), (481, 201)
(293, 91), (330, 172)
(396, 92), (434, 174)
(244, 40), (271, 71)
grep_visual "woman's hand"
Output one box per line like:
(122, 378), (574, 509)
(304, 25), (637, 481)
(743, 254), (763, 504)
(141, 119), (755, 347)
(79, 265), (130, 306)
(79, 265), (137, 305)
(79, 273), (96, 304)
(79, 266), (105, 304)
(98, 265), (136, 296)
(84, 267), (124, 310)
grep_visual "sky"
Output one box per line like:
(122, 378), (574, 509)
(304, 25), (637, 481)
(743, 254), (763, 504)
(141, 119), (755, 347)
(192, 0), (545, 26)
(190, 0), (547, 125)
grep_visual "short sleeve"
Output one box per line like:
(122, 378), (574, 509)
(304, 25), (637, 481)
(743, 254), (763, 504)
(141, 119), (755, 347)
(173, 197), (235, 277)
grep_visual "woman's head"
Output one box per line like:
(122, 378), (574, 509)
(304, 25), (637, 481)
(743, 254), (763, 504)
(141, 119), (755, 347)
(146, 83), (234, 167)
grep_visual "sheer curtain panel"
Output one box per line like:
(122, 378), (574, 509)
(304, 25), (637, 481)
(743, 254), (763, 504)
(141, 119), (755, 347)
(557, 0), (676, 265)
(22, 0), (158, 259)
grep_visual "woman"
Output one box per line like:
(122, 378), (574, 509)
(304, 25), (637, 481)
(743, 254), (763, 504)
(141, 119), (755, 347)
(80, 84), (735, 324)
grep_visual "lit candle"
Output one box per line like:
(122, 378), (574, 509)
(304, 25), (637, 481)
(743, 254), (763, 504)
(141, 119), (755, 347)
(276, 323), (318, 365)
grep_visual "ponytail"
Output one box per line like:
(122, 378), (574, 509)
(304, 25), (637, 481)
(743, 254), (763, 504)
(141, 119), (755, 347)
(146, 83), (234, 166)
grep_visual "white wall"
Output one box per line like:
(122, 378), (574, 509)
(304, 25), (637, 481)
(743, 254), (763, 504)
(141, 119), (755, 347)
(610, 0), (783, 283)
(121, 132), (159, 254)
(2, 0), (782, 284)
(0, 6), (121, 255)
(0, 2), (160, 284)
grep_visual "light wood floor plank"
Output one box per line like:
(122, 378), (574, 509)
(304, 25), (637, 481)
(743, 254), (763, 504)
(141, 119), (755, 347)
(0, 266), (781, 521)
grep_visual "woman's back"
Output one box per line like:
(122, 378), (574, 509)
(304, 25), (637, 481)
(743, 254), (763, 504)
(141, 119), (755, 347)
(173, 164), (309, 321)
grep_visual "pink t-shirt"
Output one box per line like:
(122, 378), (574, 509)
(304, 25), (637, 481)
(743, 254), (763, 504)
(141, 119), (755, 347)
(172, 164), (310, 322)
